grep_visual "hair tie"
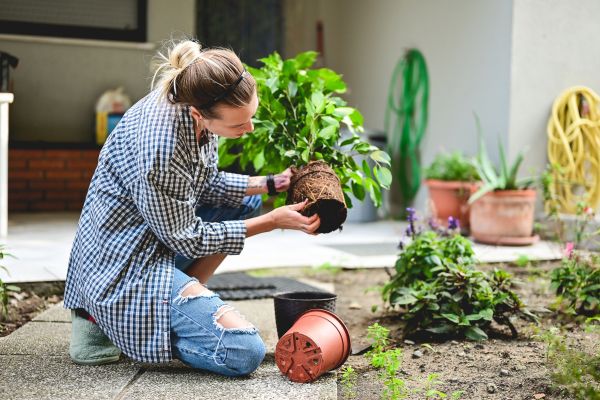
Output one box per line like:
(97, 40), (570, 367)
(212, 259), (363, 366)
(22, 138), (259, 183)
(196, 68), (246, 110)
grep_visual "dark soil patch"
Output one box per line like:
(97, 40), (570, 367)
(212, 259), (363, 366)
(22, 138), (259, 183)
(0, 281), (65, 337)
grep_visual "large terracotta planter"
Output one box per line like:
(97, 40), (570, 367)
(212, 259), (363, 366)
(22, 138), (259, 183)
(275, 309), (351, 383)
(425, 179), (479, 231)
(469, 189), (538, 245)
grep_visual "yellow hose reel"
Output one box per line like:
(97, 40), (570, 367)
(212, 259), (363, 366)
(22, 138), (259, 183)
(547, 86), (600, 213)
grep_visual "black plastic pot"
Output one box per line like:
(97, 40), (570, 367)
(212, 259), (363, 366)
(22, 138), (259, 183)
(273, 291), (337, 338)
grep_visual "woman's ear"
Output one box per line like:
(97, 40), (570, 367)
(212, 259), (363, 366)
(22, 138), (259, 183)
(190, 106), (203, 121)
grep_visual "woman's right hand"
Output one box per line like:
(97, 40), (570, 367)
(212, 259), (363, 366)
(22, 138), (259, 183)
(268, 199), (321, 234)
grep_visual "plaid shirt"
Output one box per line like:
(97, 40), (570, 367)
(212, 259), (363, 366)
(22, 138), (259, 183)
(63, 89), (248, 363)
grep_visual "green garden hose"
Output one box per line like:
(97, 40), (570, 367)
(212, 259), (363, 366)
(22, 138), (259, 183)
(384, 49), (429, 212)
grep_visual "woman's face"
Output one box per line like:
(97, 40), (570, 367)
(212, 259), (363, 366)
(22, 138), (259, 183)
(191, 92), (259, 139)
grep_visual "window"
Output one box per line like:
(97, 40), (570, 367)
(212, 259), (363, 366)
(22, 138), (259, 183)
(197, 0), (283, 67)
(0, 0), (147, 42)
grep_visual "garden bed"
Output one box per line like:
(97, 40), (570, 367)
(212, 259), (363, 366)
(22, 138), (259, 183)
(256, 263), (598, 400)
(0, 281), (64, 337)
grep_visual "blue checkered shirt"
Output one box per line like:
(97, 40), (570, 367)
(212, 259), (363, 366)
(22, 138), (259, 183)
(63, 89), (248, 363)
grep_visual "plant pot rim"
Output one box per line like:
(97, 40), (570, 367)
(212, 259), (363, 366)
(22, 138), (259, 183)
(483, 189), (537, 197)
(471, 233), (540, 246)
(273, 291), (337, 302)
(425, 179), (480, 189)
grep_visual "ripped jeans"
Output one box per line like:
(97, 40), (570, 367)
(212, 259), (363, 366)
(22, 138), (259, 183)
(170, 195), (266, 377)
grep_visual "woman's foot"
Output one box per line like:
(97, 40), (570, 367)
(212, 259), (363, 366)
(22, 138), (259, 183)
(69, 309), (121, 365)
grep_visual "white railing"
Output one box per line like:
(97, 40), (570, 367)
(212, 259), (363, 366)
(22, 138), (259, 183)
(0, 93), (14, 238)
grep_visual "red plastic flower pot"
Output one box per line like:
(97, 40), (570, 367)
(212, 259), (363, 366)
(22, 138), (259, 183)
(275, 309), (351, 383)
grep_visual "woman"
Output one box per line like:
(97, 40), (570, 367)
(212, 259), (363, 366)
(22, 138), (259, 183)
(63, 39), (320, 377)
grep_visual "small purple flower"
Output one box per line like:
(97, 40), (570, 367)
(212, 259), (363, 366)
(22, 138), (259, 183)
(447, 216), (460, 231)
(406, 207), (417, 238)
(406, 207), (417, 223)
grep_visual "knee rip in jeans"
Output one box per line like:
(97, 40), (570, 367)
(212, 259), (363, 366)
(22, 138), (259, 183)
(173, 280), (216, 305)
(212, 304), (257, 333)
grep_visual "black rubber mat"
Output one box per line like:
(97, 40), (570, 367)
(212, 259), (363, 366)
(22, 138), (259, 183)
(206, 272), (274, 290)
(206, 273), (326, 300)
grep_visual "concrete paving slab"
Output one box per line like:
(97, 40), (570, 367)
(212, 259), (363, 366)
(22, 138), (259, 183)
(32, 301), (70, 322)
(473, 240), (564, 263)
(121, 359), (337, 400)
(0, 355), (140, 400)
(0, 321), (70, 356)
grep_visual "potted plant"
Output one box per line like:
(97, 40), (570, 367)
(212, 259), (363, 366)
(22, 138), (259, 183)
(424, 151), (479, 232)
(468, 117), (537, 245)
(219, 51), (392, 233)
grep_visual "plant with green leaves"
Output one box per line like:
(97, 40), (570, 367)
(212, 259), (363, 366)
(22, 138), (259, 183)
(535, 327), (600, 400)
(0, 245), (19, 320)
(218, 51), (392, 208)
(425, 152), (479, 182)
(382, 209), (537, 340)
(417, 373), (464, 399)
(340, 365), (358, 399)
(551, 250), (600, 316)
(469, 115), (536, 204)
(366, 323), (408, 400)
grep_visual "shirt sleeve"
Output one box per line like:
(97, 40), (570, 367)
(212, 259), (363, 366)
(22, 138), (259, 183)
(135, 167), (246, 258)
(198, 168), (249, 207)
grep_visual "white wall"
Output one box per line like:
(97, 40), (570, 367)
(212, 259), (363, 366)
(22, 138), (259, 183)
(313, 0), (513, 212)
(509, 0), (600, 176)
(0, 0), (195, 143)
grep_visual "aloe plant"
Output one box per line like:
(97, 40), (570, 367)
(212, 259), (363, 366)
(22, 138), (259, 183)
(469, 115), (535, 204)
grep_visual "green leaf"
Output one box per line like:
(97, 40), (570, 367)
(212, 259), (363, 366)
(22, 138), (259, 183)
(287, 81), (298, 97)
(373, 166), (392, 188)
(464, 326), (488, 341)
(321, 115), (340, 127)
(319, 125), (337, 140)
(301, 148), (310, 163)
(394, 294), (417, 305)
(253, 152), (265, 171)
(370, 150), (391, 165)
(441, 313), (460, 324)
(294, 51), (318, 69)
(333, 107), (354, 118)
(311, 92), (325, 113)
(351, 180), (366, 201)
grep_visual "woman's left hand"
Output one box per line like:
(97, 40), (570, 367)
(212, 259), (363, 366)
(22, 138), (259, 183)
(274, 168), (293, 192)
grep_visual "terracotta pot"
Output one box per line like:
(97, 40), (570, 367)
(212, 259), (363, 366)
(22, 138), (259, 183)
(275, 309), (351, 383)
(273, 291), (337, 338)
(425, 179), (479, 232)
(469, 189), (538, 245)
(287, 161), (347, 234)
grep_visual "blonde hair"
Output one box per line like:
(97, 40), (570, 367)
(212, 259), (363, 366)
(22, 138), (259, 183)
(151, 39), (255, 119)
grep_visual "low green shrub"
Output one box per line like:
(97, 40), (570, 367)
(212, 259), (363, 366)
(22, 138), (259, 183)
(382, 209), (537, 340)
(551, 251), (600, 316)
(424, 152), (479, 182)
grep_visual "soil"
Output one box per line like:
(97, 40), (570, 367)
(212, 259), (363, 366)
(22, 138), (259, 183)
(0, 281), (64, 337)
(288, 161), (347, 233)
(259, 262), (599, 400)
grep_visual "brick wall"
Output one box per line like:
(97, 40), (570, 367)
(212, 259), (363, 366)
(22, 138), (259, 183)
(8, 148), (100, 212)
